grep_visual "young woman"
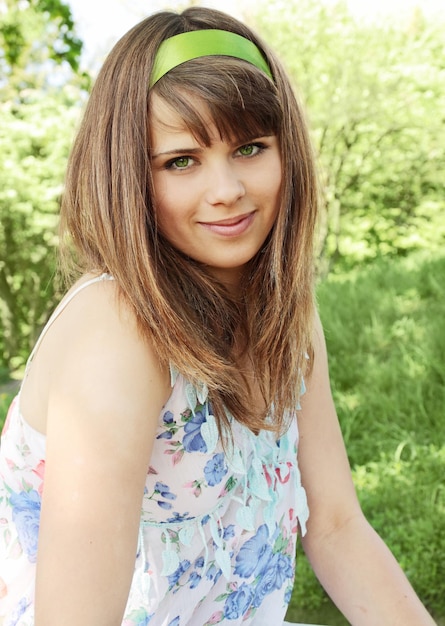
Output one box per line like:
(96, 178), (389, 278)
(0, 7), (437, 626)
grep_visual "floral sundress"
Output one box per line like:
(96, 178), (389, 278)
(0, 274), (309, 625)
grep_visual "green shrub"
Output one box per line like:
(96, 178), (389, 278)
(0, 392), (14, 431)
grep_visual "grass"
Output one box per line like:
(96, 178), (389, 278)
(287, 251), (445, 624)
(320, 252), (444, 465)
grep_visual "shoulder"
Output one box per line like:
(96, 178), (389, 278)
(52, 273), (152, 359)
(51, 274), (171, 411)
(22, 273), (171, 436)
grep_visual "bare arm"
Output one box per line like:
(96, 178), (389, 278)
(34, 281), (170, 625)
(298, 312), (436, 626)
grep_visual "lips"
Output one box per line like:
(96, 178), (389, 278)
(199, 211), (255, 237)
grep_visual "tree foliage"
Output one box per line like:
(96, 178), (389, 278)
(0, 88), (82, 368)
(0, 0), (83, 87)
(0, 0), (86, 371)
(253, 0), (445, 272)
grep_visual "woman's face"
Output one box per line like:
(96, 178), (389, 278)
(150, 93), (282, 291)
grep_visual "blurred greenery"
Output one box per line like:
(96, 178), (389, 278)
(0, 0), (86, 90)
(0, 392), (14, 427)
(253, 0), (445, 274)
(0, 0), (444, 623)
(0, 0), (88, 371)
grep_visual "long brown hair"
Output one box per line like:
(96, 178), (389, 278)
(60, 7), (318, 438)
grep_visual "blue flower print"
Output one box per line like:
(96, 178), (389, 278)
(157, 411), (175, 440)
(166, 511), (192, 523)
(223, 524), (235, 540)
(157, 431), (173, 440)
(163, 411), (174, 424)
(9, 596), (29, 625)
(188, 571), (202, 589)
(252, 552), (294, 608)
(284, 586), (293, 604)
(204, 453), (228, 486)
(273, 553), (294, 588)
(223, 524), (235, 541)
(155, 481), (176, 498)
(206, 563), (222, 586)
(194, 556), (205, 568)
(154, 482), (177, 510)
(212, 523), (235, 547)
(10, 489), (41, 563)
(168, 617), (180, 626)
(223, 583), (254, 620)
(234, 524), (272, 579)
(168, 559), (191, 587)
(157, 501), (173, 510)
(183, 409), (208, 452)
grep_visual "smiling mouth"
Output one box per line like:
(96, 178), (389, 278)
(203, 212), (254, 227)
(199, 211), (255, 236)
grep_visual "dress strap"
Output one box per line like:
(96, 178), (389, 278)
(24, 273), (115, 376)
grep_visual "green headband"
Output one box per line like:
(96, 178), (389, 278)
(149, 29), (273, 88)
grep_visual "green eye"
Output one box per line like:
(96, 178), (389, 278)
(173, 156), (190, 168)
(239, 144), (255, 156)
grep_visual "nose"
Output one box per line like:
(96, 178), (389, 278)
(204, 161), (245, 206)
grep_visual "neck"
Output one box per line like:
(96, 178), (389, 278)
(206, 265), (247, 298)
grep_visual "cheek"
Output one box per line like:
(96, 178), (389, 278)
(153, 183), (181, 230)
(154, 189), (193, 249)
(153, 196), (174, 243)
(154, 174), (197, 219)
(156, 203), (180, 240)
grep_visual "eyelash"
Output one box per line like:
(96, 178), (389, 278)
(163, 141), (269, 171)
(165, 156), (193, 171)
(237, 142), (268, 158)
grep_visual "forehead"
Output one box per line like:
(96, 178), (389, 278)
(150, 92), (206, 129)
(149, 92), (219, 147)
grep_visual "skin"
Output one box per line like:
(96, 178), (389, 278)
(150, 92), (282, 292)
(19, 91), (435, 625)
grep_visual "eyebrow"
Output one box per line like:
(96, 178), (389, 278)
(151, 135), (275, 161)
(151, 147), (203, 160)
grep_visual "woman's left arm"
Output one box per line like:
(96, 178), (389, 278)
(298, 311), (436, 626)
